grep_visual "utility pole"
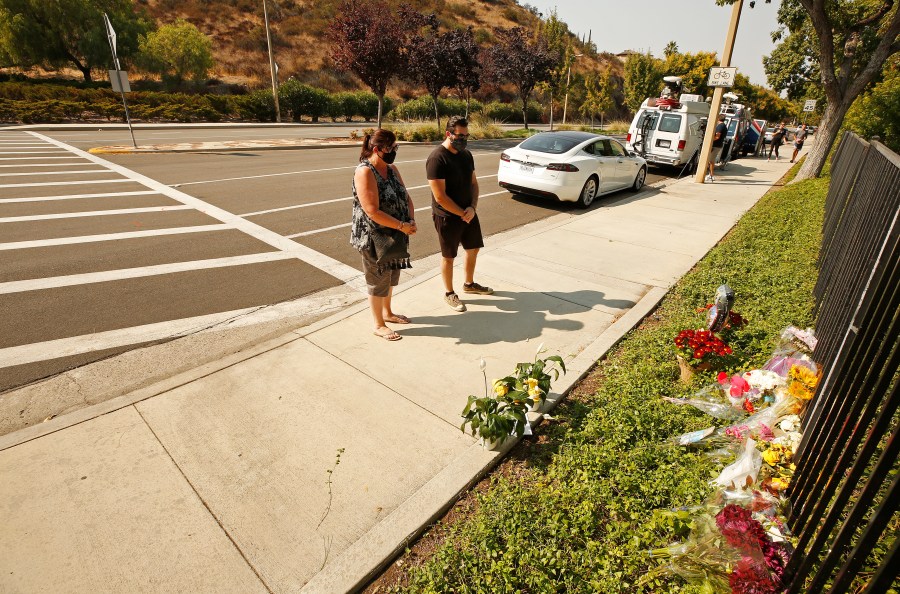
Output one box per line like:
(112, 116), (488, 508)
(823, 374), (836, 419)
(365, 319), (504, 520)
(263, 0), (281, 123)
(694, 0), (743, 184)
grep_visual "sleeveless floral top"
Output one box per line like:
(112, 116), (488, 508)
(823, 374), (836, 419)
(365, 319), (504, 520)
(350, 161), (410, 252)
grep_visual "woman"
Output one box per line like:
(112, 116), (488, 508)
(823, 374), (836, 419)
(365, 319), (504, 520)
(350, 129), (417, 341)
(768, 123), (786, 161)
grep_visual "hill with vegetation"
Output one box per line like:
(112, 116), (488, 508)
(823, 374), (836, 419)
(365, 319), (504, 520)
(136, 0), (618, 94)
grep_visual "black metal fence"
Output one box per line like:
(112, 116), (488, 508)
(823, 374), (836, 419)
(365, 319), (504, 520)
(786, 132), (899, 593)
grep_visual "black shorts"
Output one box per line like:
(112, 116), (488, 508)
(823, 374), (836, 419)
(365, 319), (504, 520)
(433, 213), (484, 258)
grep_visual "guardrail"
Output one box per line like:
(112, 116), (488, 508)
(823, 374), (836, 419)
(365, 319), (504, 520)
(786, 132), (899, 593)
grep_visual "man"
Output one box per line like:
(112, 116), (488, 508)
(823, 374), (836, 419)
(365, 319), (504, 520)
(706, 115), (727, 183)
(427, 116), (492, 313)
(790, 124), (808, 163)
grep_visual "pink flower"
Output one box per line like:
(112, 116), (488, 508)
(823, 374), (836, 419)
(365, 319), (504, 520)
(757, 424), (775, 442)
(718, 371), (729, 384)
(730, 375), (751, 397)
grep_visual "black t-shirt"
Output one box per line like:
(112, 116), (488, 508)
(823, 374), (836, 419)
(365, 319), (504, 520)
(427, 145), (475, 217)
(712, 122), (728, 148)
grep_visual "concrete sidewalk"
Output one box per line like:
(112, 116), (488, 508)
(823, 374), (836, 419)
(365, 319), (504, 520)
(0, 156), (796, 594)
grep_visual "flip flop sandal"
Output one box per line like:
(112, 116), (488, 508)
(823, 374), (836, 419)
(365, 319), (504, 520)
(374, 328), (402, 341)
(384, 315), (411, 324)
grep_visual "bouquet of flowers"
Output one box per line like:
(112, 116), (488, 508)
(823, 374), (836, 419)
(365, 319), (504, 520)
(675, 329), (733, 364)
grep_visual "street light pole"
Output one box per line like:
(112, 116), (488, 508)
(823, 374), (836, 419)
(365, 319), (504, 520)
(562, 53), (583, 125)
(694, 0), (743, 184)
(263, 0), (281, 123)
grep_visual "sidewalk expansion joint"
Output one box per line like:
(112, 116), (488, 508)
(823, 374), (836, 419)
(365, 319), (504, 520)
(132, 404), (276, 594)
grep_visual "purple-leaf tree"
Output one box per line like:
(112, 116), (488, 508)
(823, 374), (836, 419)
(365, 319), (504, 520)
(488, 27), (559, 129)
(328, 0), (420, 128)
(408, 21), (482, 129)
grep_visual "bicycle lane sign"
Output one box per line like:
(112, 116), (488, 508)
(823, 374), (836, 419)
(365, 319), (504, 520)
(707, 67), (738, 88)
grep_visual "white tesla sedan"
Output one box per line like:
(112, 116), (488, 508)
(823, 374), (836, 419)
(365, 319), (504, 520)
(497, 131), (647, 208)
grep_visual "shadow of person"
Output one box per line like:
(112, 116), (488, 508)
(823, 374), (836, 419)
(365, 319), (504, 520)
(399, 291), (588, 345)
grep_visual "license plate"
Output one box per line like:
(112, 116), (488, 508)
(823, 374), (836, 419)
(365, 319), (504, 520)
(519, 164), (534, 174)
(657, 139), (671, 148)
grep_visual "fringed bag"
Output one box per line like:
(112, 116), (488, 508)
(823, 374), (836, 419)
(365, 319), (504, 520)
(368, 222), (411, 273)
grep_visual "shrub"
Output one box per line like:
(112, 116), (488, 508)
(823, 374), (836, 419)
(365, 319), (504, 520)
(327, 91), (361, 122)
(278, 79), (330, 122)
(354, 91), (392, 121)
(483, 100), (542, 123)
(233, 89), (277, 122)
(390, 96), (484, 121)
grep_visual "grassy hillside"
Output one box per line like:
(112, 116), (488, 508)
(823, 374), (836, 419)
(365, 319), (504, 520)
(137, 0), (619, 94)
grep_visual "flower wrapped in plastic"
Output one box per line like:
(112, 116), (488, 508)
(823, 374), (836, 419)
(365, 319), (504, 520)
(763, 327), (818, 378)
(642, 502), (792, 594)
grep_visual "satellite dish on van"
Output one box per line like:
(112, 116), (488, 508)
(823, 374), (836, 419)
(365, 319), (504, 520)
(662, 76), (682, 84)
(660, 75), (683, 100)
(723, 92), (739, 103)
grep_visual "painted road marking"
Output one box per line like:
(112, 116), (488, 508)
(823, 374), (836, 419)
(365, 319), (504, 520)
(285, 190), (508, 238)
(0, 178), (131, 189)
(0, 191), (160, 204)
(30, 132), (364, 288)
(0, 308), (260, 367)
(0, 224), (230, 251)
(172, 153), (502, 187)
(0, 252), (294, 295)
(0, 169), (107, 177)
(0, 163), (99, 168)
(0, 205), (192, 223)
(0, 156), (84, 161)
(239, 174), (499, 217)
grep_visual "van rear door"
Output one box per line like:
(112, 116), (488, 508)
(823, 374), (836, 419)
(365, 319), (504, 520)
(650, 112), (684, 160)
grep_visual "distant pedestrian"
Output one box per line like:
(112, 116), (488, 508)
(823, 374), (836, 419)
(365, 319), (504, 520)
(351, 129), (417, 341)
(767, 123), (786, 160)
(790, 124), (809, 163)
(706, 114), (727, 183)
(427, 116), (492, 312)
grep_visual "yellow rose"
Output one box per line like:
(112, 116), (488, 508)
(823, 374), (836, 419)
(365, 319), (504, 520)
(528, 388), (543, 399)
(770, 477), (789, 491)
(762, 449), (782, 466)
(526, 378), (539, 391)
(493, 381), (508, 397)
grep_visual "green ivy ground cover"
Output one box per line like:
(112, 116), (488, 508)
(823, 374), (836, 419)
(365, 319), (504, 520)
(392, 172), (829, 593)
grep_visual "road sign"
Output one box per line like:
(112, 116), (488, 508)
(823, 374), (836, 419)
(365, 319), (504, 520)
(707, 67), (737, 88)
(109, 70), (130, 93)
(803, 99), (817, 112)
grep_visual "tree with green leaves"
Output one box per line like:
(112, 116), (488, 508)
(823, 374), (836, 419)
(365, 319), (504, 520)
(745, 0), (900, 180)
(137, 19), (213, 86)
(488, 27), (559, 129)
(328, 0), (421, 128)
(537, 9), (571, 129)
(579, 69), (615, 129)
(0, 0), (152, 81)
(844, 56), (900, 152)
(664, 41), (679, 59)
(663, 49), (718, 96)
(623, 51), (663, 113)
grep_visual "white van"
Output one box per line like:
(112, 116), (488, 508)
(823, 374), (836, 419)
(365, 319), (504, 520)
(625, 94), (710, 173)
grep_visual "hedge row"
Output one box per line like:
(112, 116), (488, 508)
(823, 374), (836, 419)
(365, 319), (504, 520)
(0, 80), (545, 125)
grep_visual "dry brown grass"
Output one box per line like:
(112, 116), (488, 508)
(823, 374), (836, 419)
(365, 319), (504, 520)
(137, 0), (615, 90)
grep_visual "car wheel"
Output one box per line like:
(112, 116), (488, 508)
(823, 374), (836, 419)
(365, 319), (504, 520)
(631, 166), (646, 191)
(577, 176), (598, 208)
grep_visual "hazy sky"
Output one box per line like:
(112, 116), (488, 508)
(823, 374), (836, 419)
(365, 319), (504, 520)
(525, 0), (783, 87)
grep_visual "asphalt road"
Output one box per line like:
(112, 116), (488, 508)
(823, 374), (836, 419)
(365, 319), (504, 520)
(0, 126), (672, 392)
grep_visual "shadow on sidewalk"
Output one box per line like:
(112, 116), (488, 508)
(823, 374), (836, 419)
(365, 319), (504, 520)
(400, 289), (631, 344)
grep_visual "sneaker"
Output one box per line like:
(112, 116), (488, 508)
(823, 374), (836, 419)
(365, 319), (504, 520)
(463, 281), (494, 295)
(705, 175), (713, 182)
(445, 292), (467, 312)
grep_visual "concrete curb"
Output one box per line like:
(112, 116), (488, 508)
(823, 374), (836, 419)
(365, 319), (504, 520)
(299, 286), (670, 594)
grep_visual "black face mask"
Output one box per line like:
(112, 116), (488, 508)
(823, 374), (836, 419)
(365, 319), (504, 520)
(380, 149), (397, 164)
(450, 138), (467, 152)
